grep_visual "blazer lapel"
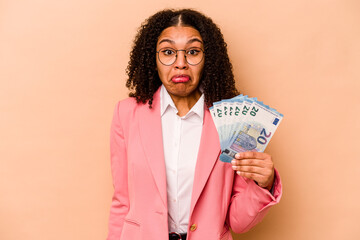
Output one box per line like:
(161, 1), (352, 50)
(137, 89), (167, 208)
(190, 107), (221, 215)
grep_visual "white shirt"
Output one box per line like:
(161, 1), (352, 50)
(160, 85), (204, 233)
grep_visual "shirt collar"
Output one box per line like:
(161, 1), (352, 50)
(160, 85), (204, 121)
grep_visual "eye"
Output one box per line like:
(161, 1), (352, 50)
(187, 48), (201, 56)
(161, 49), (176, 56)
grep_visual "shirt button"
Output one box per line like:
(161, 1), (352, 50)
(190, 224), (197, 231)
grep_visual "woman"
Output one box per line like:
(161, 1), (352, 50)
(107, 9), (282, 240)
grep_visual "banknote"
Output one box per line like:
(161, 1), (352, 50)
(210, 95), (283, 163)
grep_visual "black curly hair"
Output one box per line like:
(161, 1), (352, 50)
(126, 8), (239, 108)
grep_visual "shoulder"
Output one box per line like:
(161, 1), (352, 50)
(113, 87), (161, 119)
(116, 87), (161, 112)
(114, 95), (153, 111)
(112, 96), (151, 121)
(111, 97), (141, 133)
(116, 96), (138, 110)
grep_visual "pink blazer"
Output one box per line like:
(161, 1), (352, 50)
(107, 88), (282, 240)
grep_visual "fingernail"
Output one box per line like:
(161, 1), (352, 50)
(232, 165), (236, 170)
(231, 160), (235, 164)
(235, 153), (240, 158)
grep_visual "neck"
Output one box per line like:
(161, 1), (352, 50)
(170, 90), (202, 117)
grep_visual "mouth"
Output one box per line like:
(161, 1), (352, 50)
(171, 75), (190, 83)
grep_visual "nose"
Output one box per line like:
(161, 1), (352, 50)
(174, 50), (188, 69)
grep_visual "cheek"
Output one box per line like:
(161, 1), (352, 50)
(195, 65), (205, 79)
(156, 65), (170, 83)
(155, 60), (160, 73)
(155, 61), (162, 74)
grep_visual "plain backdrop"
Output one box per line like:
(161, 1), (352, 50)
(1, 0), (359, 239)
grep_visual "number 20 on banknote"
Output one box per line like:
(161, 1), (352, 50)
(217, 100), (283, 163)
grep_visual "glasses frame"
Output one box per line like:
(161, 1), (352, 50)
(156, 47), (205, 66)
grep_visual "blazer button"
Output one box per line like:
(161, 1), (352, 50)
(190, 224), (197, 231)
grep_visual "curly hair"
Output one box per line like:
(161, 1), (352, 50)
(126, 8), (239, 108)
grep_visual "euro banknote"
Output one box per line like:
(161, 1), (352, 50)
(210, 95), (283, 163)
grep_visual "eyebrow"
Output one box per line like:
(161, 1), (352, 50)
(187, 38), (203, 44)
(158, 37), (203, 45)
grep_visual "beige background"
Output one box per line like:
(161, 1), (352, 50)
(1, 0), (359, 239)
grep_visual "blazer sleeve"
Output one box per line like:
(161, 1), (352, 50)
(107, 101), (130, 240)
(226, 168), (282, 233)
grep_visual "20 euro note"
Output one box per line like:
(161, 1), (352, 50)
(210, 101), (227, 149)
(210, 95), (244, 149)
(219, 100), (283, 163)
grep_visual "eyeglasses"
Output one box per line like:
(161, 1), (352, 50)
(156, 47), (205, 66)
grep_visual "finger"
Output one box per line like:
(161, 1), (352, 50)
(232, 165), (265, 174)
(235, 151), (270, 160)
(236, 171), (267, 183)
(236, 170), (275, 188)
(233, 164), (273, 177)
(231, 159), (267, 168)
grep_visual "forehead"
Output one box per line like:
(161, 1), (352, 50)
(157, 26), (203, 45)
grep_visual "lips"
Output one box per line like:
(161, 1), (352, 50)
(171, 75), (190, 83)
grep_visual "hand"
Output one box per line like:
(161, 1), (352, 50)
(231, 152), (275, 191)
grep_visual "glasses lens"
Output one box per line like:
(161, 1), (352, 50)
(185, 48), (204, 65)
(158, 48), (177, 65)
(157, 47), (204, 65)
